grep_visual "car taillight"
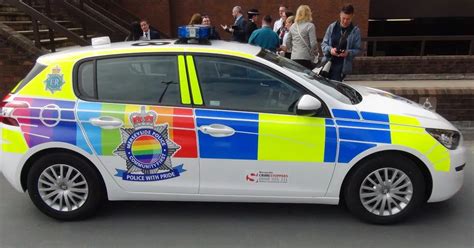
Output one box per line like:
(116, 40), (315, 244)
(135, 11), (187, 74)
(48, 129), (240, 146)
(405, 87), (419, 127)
(0, 95), (28, 126)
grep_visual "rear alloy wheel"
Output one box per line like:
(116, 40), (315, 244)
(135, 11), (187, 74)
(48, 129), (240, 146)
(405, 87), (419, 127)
(27, 153), (105, 220)
(37, 164), (89, 212)
(344, 154), (426, 224)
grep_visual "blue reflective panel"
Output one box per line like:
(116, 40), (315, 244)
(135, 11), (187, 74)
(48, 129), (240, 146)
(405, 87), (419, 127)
(360, 112), (389, 123)
(338, 141), (376, 163)
(339, 128), (391, 144)
(332, 109), (360, 119)
(196, 109), (258, 160)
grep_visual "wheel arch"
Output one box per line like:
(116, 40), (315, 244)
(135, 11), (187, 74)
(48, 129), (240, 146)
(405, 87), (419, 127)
(339, 150), (433, 206)
(20, 148), (108, 199)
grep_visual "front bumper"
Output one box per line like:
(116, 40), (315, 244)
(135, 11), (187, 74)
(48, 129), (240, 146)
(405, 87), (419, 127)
(428, 144), (467, 202)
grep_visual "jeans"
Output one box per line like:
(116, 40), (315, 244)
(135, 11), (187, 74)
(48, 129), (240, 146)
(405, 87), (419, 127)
(328, 61), (345, 81)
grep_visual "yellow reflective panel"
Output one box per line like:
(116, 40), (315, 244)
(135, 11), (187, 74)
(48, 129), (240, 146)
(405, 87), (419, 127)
(1, 128), (28, 154)
(389, 114), (451, 171)
(258, 114), (326, 162)
(185, 56), (203, 105)
(17, 63), (76, 100)
(187, 48), (254, 59)
(178, 56), (191, 105)
(427, 144), (451, 172)
(10, 80), (22, 93)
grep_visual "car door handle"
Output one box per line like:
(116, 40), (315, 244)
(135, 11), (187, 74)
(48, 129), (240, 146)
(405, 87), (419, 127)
(89, 116), (123, 129)
(199, 124), (235, 137)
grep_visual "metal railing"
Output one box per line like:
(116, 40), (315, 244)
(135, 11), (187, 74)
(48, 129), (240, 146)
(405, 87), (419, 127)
(363, 36), (474, 56)
(89, 0), (170, 39)
(5, 0), (89, 51)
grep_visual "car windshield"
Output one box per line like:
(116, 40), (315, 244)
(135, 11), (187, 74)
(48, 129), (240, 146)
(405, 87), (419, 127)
(257, 50), (362, 104)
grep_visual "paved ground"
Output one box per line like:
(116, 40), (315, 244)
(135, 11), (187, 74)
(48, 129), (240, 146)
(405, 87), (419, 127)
(0, 142), (472, 248)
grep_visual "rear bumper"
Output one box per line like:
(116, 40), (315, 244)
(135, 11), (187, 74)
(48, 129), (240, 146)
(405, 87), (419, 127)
(1, 151), (24, 192)
(0, 127), (25, 192)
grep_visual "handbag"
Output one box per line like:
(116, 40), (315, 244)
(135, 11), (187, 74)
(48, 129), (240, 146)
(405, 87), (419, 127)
(296, 23), (319, 64)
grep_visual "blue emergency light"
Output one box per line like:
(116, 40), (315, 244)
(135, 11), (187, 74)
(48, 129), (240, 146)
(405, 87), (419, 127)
(176, 25), (211, 44)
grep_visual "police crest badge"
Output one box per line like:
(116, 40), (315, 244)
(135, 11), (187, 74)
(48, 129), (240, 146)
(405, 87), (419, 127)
(114, 107), (185, 182)
(44, 66), (65, 94)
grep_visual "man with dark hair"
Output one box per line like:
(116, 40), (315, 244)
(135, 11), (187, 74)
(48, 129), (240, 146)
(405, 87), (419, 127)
(221, 6), (247, 43)
(245, 9), (260, 41)
(273, 4), (287, 33)
(321, 3), (361, 81)
(202, 15), (221, 40)
(277, 10), (293, 44)
(249, 15), (280, 52)
(140, 19), (160, 40)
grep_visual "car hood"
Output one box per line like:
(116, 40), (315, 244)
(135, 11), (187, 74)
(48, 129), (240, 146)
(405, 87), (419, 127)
(350, 85), (457, 131)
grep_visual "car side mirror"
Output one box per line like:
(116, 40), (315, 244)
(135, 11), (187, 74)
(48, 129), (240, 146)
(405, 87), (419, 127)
(296, 95), (322, 116)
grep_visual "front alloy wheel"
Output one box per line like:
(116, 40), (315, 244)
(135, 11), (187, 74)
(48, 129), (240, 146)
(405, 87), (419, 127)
(344, 154), (426, 224)
(359, 168), (413, 216)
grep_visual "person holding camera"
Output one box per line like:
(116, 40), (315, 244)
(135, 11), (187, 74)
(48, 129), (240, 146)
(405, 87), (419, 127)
(321, 4), (361, 81)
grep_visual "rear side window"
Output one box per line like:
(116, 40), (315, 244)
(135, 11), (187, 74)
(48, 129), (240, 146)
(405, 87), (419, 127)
(76, 55), (182, 106)
(11, 62), (47, 93)
(77, 61), (94, 98)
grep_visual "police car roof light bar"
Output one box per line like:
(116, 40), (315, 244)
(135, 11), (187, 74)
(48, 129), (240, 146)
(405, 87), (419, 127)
(175, 25), (211, 45)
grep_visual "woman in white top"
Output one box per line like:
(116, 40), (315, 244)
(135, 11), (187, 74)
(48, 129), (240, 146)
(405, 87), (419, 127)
(285, 5), (318, 69)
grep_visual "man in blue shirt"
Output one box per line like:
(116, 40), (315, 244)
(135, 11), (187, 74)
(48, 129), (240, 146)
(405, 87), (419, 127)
(248, 15), (280, 52)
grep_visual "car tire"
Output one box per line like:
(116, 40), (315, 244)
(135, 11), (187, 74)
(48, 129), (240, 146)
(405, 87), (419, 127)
(344, 154), (426, 224)
(27, 152), (105, 220)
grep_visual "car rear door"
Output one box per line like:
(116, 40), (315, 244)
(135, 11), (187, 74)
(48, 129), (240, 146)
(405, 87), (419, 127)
(75, 54), (199, 194)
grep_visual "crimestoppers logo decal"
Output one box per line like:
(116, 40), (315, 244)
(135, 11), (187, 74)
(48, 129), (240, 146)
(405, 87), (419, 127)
(44, 66), (65, 94)
(246, 171), (288, 184)
(114, 107), (184, 182)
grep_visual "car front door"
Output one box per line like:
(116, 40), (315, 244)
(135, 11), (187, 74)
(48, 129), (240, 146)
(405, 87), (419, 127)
(187, 55), (337, 197)
(75, 54), (199, 194)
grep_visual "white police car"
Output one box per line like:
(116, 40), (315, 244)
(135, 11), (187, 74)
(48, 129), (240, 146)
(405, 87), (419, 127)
(0, 26), (467, 223)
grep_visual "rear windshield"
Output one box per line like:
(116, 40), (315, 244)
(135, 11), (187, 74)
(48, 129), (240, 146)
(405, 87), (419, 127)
(11, 62), (47, 94)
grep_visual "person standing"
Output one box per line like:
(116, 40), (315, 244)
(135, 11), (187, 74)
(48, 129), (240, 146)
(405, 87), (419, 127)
(321, 4), (361, 81)
(273, 4), (287, 33)
(221, 6), (247, 43)
(248, 15), (280, 52)
(189, 13), (203, 25)
(285, 5), (318, 69)
(278, 15), (295, 58)
(277, 11), (293, 44)
(245, 9), (260, 41)
(140, 19), (160, 40)
(202, 15), (221, 40)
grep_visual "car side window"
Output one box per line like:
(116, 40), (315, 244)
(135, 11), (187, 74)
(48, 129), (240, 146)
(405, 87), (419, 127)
(77, 55), (181, 106)
(193, 56), (305, 114)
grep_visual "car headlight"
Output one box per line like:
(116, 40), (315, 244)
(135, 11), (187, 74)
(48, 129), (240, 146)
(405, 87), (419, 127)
(425, 128), (461, 150)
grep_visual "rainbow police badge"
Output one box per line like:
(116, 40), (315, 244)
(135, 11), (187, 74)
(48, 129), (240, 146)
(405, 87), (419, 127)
(113, 106), (184, 182)
(44, 66), (65, 94)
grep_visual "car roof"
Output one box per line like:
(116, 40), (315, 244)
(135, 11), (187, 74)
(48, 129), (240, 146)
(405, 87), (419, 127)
(37, 39), (262, 64)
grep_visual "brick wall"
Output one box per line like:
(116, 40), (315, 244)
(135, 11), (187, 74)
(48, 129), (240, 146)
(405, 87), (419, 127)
(381, 88), (474, 122)
(0, 37), (34, 97)
(118, 0), (370, 40)
(352, 56), (474, 75)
